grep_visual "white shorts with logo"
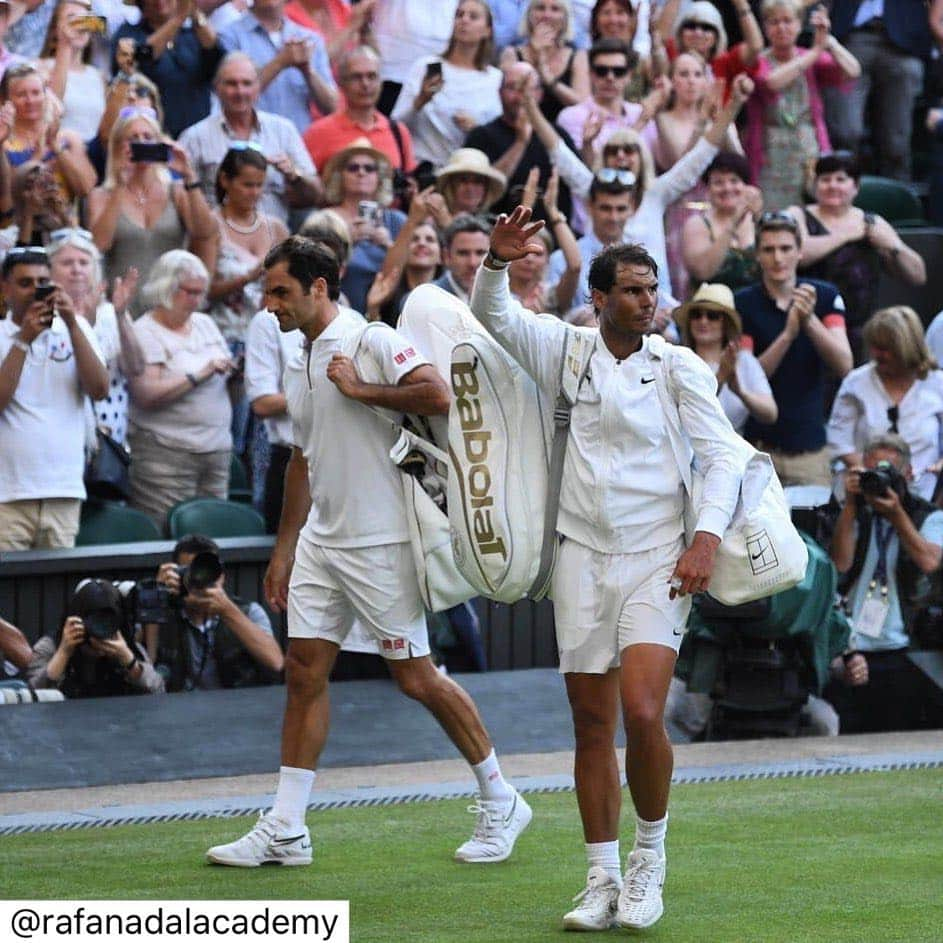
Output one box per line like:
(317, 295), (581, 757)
(287, 536), (430, 660)
(551, 536), (692, 674)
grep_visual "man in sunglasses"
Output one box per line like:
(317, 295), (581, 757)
(0, 247), (108, 550)
(734, 212), (852, 488)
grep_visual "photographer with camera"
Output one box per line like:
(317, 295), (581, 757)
(143, 534), (283, 692)
(0, 245), (108, 550)
(827, 433), (943, 733)
(25, 579), (164, 698)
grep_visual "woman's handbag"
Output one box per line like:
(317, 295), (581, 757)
(84, 428), (132, 501)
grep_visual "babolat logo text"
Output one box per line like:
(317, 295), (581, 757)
(451, 360), (507, 560)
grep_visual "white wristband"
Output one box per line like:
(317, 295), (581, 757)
(11, 337), (30, 354)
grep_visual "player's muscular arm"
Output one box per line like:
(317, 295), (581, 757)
(327, 359), (451, 416)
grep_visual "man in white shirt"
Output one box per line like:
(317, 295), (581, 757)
(206, 236), (531, 870)
(472, 208), (745, 932)
(0, 247), (108, 551)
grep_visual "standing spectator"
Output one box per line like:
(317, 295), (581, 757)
(87, 109), (217, 312)
(491, 0), (529, 50)
(0, 246), (108, 550)
(499, 0), (590, 124)
(432, 213), (490, 303)
(127, 250), (234, 530)
(38, 0), (107, 143)
(48, 228), (144, 445)
(219, 0), (338, 132)
(434, 148), (506, 220)
(827, 307), (943, 502)
(744, 1), (859, 212)
(179, 52), (322, 226)
(0, 1), (29, 80)
(735, 212), (852, 487)
(284, 0), (375, 68)
(391, 0), (502, 170)
(590, 0), (661, 100)
(786, 151), (926, 363)
(10, 160), (73, 247)
(825, 0), (930, 182)
(6, 0), (55, 58)
(303, 45), (415, 177)
(113, 0), (224, 139)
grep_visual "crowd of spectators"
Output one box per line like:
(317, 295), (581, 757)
(1, 0), (943, 734)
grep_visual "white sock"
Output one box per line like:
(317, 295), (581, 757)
(586, 840), (622, 883)
(271, 766), (316, 831)
(471, 750), (515, 801)
(634, 814), (668, 859)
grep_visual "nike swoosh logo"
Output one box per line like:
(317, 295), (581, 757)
(272, 835), (307, 845)
(641, 377), (655, 384)
(672, 629), (683, 637)
(751, 551), (765, 560)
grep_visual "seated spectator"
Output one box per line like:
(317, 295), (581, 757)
(0, 63), (97, 205)
(48, 228), (144, 445)
(38, 0), (107, 143)
(27, 578), (165, 697)
(88, 109), (217, 314)
(674, 282), (777, 435)
(827, 434), (943, 732)
(303, 45), (416, 177)
(744, 2), (859, 212)
(434, 147), (506, 221)
(431, 212), (490, 303)
(0, 246), (108, 551)
(0, 614), (33, 680)
(787, 151), (926, 364)
(463, 60), (575, 223)
(113, 0), (224, 139)
(827, 307), (943, 502)
(391, 0), (502, 169)
(680, 151), (762, 293)
(10, 160), (73, 247)
(825, 0), (929, 182)
(364, 185), (446, 326)
(146, 533), (283, 691)
(127, 250), (234, 530)
(284, 0), (375, 66)
(322, 136), (405, 313)
(735, 212), (852, 487)
(179, 52), (321, 226)
(498, 0), (589, 124)
(219, 0), (338, 132)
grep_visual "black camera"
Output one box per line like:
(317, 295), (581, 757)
(177, 550), (223, 594)
(131, 578), (174, 625)
(859, 461), (906, 500)
(133, 41), (154, 65)
(65, 579), (128, 641)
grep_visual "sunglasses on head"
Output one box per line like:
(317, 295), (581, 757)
(681, 20), (717, 32)
(49, 227), (94, 243)
(346, 162), (378, 173)
(758, 210), (799, 231)
(592, 64), (629, 78)
(228, 140), (265, 154)
(689, 308), (722, 322)
(596, 167), (636, 186)
(118, 105), (158, 121)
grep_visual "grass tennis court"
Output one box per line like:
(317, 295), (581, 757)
(4, 768), (942, 942)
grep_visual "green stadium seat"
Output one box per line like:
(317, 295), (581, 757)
(76, 501), (162, 545)
(228, 453), (252, 504)
(167, 498), (266, 540)
(854, 175), (926, 227)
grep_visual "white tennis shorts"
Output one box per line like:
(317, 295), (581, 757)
(287, 536), (430, 660)
(551, 536), (692, 674)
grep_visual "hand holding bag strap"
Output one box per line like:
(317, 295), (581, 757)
(528, 328), (595, 600)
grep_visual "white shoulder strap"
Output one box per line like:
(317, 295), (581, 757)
(646, 335), (694, 496)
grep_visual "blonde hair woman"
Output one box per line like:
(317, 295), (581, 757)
(828, 306), (943, 499)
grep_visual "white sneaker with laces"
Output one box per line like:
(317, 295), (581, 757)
(453, 789), (532, 863)
(563, 866), (621, 931)
(205, 812), (313, 868)
(616, 848), (666, 929)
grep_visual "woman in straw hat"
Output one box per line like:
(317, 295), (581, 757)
(435, 147), (507, 222)
(321, 135), (406, 313)
(675, 282), (777, 435)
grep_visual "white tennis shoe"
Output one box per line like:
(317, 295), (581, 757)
(454, 789), (532, 863)
(563, 866), (621, 931)
(616, 848), (666, 929)
(205, 812), (313, 868)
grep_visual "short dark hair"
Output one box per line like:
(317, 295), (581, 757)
(264, 235), (341, 297)
(589, 177), (634, 202)
(590, 0), (636, 42)
(588, 243), (657, 296)
(588, 37), (637, 70)
(172, 534), (220, 564)
(442, 213), (491, 250)
(814, 150), (861, 183)
(2, 247), (50, 279)
(756, 211), (801, 248)
(702, 151), (752, 186)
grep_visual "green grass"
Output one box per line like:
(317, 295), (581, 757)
(3, 769), (942, 942)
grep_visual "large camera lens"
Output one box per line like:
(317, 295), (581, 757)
(181, 551), (223, 593)
(82, 610), (121, 640)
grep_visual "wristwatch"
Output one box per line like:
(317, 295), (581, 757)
(484, 250), (510, 269)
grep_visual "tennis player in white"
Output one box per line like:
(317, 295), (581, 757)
(206, 236), (531, 868)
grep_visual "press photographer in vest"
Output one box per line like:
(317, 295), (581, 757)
(147, 535), (284, 692)
(827, 433), (943, 733)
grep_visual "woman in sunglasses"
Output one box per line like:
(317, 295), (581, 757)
(498, 0), (589, 124)
(828, 306), (943, 501)
(675, 282), (776, 435)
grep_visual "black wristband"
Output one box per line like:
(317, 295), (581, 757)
(124, 654), (138, 672)
(486, 248), (510, 266)
(184, 180), (201, 190)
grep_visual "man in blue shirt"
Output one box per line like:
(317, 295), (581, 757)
(219, 0), (337, 133)
(827, 433), (943, 732)
(735, 213), (852, 487)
